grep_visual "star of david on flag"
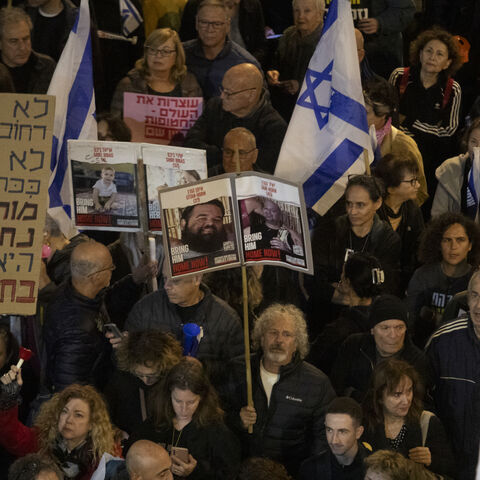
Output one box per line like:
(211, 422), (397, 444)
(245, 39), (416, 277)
(274, 0), (373, 216)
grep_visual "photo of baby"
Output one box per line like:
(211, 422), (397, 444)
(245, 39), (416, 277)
(92, 166), (119, 212)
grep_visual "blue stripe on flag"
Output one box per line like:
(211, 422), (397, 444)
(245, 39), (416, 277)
(124, 0), (142, 24)
(303, 138), (363, 207)
(331, 89), (368, 131)
(469, 170), (478, 205)
(323, 0), (338, 34)
(49, 33), (94, 209)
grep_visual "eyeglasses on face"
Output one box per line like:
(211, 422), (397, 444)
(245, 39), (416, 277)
(145, 46), (176, 57)
(222, 147), (256, 158)
(197, 19), (226, 30)
(219, 86), (256, 98)
(400, 177), (418, 187)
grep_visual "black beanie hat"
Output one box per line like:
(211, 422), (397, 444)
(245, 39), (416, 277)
(369, 294), (408, 328)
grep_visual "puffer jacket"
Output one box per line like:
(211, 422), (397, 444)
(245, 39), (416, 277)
(223, 353), (336, 476)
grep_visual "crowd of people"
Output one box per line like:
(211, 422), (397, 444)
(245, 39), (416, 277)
(1, 0), (480, 479)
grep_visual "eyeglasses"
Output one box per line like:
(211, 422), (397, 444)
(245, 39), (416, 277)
(219, 86), (256, 98)
(197, 19), (227, 30)
(145, 46), (176, 57)
(88, 264), (116, 277)
(222, 147), (256, 158)
(400, 178), (418, 187)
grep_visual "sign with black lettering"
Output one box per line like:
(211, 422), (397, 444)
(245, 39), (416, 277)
(0, 93), (55, 315)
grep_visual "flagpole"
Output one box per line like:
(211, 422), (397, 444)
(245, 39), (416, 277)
(234, 146), (254, 434)
(363, 149), (371, 175)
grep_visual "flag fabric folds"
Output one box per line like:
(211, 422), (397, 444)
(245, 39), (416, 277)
(119, 0), (143, 37)
(274, 0), (373, 216)
(467, 147), (480, 218)
(47, 0), (97, 237)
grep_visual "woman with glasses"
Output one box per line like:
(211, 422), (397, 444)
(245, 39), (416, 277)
(308, 175), (401, 328)
(374, 153), (425, 291)
(362, 359), (455, 478)
(406, 212), (480, 347)
(104, 330), (182, 437)
(127, 359), (241, 479)
(111, 28), (201, 116)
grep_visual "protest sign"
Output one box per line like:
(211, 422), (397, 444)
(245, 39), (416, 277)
(0, 93), (55, 315)
(142, 144), (207, 231)
(161, 172), (313, 278)
(68, 140), (140, 231)
(123, 93), (203, 145)
(160, 177), (241, 276)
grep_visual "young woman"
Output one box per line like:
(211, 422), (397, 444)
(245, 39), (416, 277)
(0, 371), (119, 480)
(362, 359), (454, 478)
(389, 28), (462, 210)
(127, 359), (241, 479)
(375, 154), (425, 290)
(432, 117), (480, 218)
(111, 28), (202, 116)
(406, 212), (480, 346)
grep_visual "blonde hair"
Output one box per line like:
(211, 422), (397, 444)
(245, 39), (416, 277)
(35, 384), (116, 464)
(137, 28), (186, 83)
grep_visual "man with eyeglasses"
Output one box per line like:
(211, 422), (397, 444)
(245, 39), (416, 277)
(330, 295), (433, 404)
(182, 0), (261, 100)
(426, 269), (480, 479)
(184, 62), (287, 173)
(43, 240), (151, 392)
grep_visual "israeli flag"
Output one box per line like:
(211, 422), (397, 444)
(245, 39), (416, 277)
(274, 0), (373, 215)
(467, 147), (480, 213)
(47, 0), (97, 237)
(120, 0), (143, 37)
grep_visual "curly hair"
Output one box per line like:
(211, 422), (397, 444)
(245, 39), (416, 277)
(150, 359), (224, 428)
(409, 27), (462, 77)
(418, 212), (480, 266)
(8, 453), (63, 480)
(252, 303), (309, 359)
(374, 153), (419, 190)
(34, 384), (116, 464)
(344, 252), (383, 299)
(363, 78), (399, 122)
(364, 450), (410, 480)
(115, 330), (182, 376)
(96, 112), (132, 142)
(136, 28), (186, 84)
(363, 359), (424, 432)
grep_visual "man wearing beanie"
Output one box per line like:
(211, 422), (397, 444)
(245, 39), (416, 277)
(330, 294), (433, 402)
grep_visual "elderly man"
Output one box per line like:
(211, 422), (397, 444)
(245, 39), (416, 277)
(44, 240), (148, 391)
(184, 62), (286, 173)
(125, 262), (244, 386)
(426, 270), (480, 479)
(330, 294), (432, 403)
(299, 397), (370, 479)
(216, 127), (258, 175)
(224, 303), (336, 476)
(0, 7), (55, 93)
(183, 0), (261, 100)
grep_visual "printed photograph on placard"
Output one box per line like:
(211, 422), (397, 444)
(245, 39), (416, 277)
(236, 174), (310, 271)
(142, 144), (207, 231)
(69, 140), (140, 231)
(160, 177), (240, 277)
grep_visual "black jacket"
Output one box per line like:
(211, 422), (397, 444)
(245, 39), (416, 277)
(223, 353), (336, 476)
(125, 284), (244, 387)
(330, 332), (433, 403)
(126, 419), (241, 480)
(183, 93), (287, 174)
(44, 276), (141, 391)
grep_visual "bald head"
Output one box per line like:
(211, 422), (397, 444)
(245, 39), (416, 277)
(221, 63), (264, 117)
(355, 28), (365, 63)
(127, 440), (172, 480)
(222, 127), (258, 173)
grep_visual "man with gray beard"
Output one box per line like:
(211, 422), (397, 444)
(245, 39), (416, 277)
(223, 304), (336, 477)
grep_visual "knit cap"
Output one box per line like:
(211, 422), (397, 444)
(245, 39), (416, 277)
(369, 294), (408, 328)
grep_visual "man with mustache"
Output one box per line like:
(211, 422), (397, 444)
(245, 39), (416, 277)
(224, 304), (336, 477)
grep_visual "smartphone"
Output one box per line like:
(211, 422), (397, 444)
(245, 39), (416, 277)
(103, 323), (123, 339)
(171, 447), (189, 463)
